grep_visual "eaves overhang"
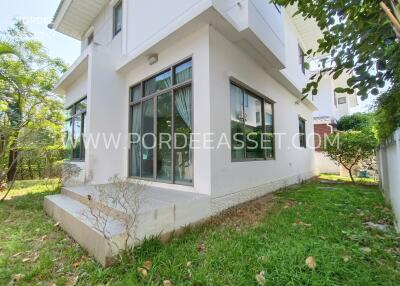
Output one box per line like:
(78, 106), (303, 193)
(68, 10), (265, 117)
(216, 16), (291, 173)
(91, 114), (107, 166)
(285, 5), (324, 52)
(49, 0), (109, 40)
(53, 50), (89, 95)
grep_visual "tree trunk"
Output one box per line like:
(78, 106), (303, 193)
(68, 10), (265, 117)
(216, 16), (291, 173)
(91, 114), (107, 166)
(348, 167), (355, 183)
(28, 159), (34, 179)
(7, 148), (18, 182)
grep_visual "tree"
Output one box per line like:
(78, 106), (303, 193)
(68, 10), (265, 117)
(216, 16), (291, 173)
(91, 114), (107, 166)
(375, 83), (400, 140)
(0, 21), (67, 199)
(322, 131), (377, 183)
(337, 113), (374, 132)
(81, 176), (146, 264)
(273, 0), (400, 140)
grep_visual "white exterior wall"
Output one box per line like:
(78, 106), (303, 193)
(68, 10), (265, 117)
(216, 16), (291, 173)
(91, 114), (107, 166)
(280, 11), (308, 90)
(60, 1), (318, 206)
(126, 0), (205, 55)
(64, 73), (88, 185)
(123, 25), (212, 195)
(312, 73), (357, 121)
(209, 27), (316, 210)
(377, 129), (400, 231)
(315, 152), (340, 175)
(313, 76), (337, 119)
(64, 73), (88, 107)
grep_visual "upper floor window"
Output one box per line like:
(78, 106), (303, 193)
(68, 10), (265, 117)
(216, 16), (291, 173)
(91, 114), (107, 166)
(87, 31), (94, 46)
(113, 0), (122, 37)
(299, 45), (306, 74)
(230, 82), (274, 161)
(65, 97), (87, 161)
(299, 117), (306, 148)
(338, 97), (347, 104)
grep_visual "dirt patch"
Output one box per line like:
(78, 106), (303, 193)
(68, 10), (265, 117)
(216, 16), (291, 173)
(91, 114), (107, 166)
(208, 193), (277, 229)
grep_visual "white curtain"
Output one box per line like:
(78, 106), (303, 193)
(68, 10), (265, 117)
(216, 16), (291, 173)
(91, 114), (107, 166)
(175, 86), (192, 128)
(131, 105), (141, 176)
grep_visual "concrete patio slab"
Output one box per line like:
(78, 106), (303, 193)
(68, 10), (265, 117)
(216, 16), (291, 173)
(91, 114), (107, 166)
(44, 184), (211, 266)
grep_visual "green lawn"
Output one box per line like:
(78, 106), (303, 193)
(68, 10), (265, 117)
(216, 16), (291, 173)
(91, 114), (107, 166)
(319, 173), (378, 185)
(1, 179), (399, 285)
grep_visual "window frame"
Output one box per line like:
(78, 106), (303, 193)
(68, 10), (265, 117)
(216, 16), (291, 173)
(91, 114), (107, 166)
(338, 96), (347, 104)
(298, 116), (307, 149)
(113, 0), (123, 37)
(298, 45), (306, 75)
(229, 78), (276, 162)
(87, 31), (94, 46)
(128, 57), (194, 186)
(274, 3), (281, 14)
(65, 97), (87, 162)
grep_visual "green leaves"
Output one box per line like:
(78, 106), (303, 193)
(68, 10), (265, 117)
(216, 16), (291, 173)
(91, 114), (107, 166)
(322, 130), (377, 182)
(337, 113), (374, 132)
(0, 21), (67, 182)
(0, 42), (17, 56)
(272, 0), (400, 140)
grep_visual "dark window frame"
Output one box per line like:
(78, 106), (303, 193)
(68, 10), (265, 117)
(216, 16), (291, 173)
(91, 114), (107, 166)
(65, 97), (87, 161)
(299, 45), (306, 75)
(338, 96), (347, 104)
(230, 79), (275, 162)
(87, 31), (94, 46)
(128, 57), (194, 186)
(274, 4), (281, 14)
(299, 117), (307, 148)
(113, 0), (123, 37)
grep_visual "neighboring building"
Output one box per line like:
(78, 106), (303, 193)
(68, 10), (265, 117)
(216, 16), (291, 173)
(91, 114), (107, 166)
(45, 0), (322, 265)
(311, 70), (358, 174)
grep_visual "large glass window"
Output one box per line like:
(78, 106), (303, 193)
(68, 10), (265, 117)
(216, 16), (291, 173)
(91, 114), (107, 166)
(299, 117), (306, 148)
(65, 97), (87, 161)
(113, 1), (122, 37)
(157, 92), (172, 181)
(87, 32), (94, 46)
(230, 82), (274, 161)
(174, 85), (193, 183)
(144, 70), (172, 96)
(130, 104), (141, 177)
(264, 102), (274, 158)
(129, 58), (193, 185)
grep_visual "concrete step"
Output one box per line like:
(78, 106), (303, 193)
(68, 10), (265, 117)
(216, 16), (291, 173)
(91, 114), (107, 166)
(44, 194), (126, 266)
(61, 185), (211, 240)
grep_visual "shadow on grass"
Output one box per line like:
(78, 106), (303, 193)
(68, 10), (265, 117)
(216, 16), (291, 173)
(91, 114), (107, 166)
(0, 181), (60, 211)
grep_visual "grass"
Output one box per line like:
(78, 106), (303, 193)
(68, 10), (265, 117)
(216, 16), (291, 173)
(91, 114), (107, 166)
(319, 173), (378, 185)
(0, 178), (399, 285)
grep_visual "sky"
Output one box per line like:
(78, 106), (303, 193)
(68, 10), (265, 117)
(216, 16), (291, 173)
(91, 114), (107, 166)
(0, 0), (376, 113)
(0, 0), (80, 65)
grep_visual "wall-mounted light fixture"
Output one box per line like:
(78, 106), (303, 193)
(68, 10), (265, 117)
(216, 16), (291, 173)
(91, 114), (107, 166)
(148, 54), (158, 65)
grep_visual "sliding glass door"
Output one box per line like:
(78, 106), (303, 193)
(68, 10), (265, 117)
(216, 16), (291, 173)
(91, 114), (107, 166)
(129, 58), (193, 185)
(142, 99), (154, 178)
(157, 92), (172, 181)
(174, 85), (193, 183)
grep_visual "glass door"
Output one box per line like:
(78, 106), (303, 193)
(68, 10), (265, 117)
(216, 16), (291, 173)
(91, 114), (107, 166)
(156, 92), (173, 182)
(141, 99), (154, 178)
(129, 58), (193, 185)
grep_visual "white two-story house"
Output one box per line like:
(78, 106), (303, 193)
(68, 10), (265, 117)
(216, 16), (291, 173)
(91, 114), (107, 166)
(45, 0), (321, 265)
